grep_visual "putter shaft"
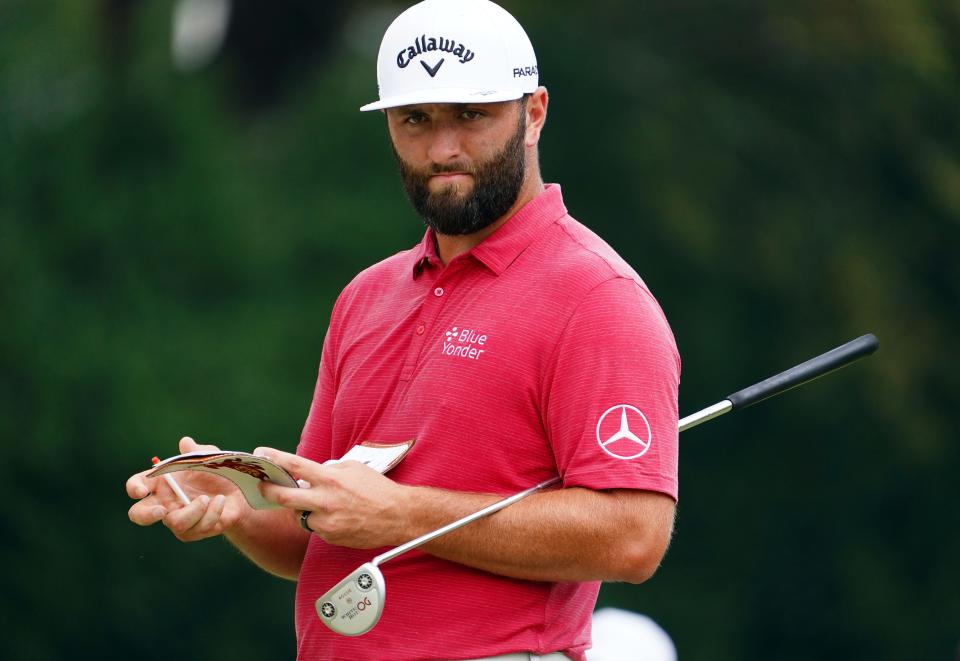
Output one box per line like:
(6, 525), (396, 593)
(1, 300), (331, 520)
(373, 477), (561, 566)
(678, 400), (733, 433)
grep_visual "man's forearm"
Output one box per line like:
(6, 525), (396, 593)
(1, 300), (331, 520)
(254, 452), (674, 584)
(395, 486), (675, 584)
(225, 507), (310, 581)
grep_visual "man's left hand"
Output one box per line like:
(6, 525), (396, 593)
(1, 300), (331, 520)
(255, 448), (409, 549)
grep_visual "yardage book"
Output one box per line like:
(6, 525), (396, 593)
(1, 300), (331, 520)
(148, 440), (415, 509)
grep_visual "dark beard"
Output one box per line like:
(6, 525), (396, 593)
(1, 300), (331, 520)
(392, 113), (527, 236)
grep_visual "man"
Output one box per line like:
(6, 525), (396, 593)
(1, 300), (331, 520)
(126, 1), (681, 659)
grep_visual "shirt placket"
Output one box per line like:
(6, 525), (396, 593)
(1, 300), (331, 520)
(400, 265), (463, 381)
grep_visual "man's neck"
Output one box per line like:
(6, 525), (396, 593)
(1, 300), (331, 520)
(434, 177), (545, 266)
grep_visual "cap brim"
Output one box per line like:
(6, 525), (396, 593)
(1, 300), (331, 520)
(359, 87), (527, 112)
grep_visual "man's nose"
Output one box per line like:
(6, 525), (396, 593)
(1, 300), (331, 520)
(426, 124), (463, 164)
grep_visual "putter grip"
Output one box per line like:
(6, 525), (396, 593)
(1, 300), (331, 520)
(726, 333), (879, 411)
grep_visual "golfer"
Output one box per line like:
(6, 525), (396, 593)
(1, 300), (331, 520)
(127, 1), (680, 659)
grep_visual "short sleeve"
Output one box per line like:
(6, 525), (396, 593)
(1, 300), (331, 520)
(541, 277), (680, 500)
(296, 330), (336, 462)
(297, 290), (349, 462)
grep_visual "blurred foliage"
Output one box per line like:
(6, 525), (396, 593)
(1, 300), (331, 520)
(1, 1), (958, 659)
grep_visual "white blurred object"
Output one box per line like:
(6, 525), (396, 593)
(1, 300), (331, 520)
(172, 0), (232, 71)
(589, 608), (677, 661)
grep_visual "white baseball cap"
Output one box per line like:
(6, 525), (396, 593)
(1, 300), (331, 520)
(360, 0), (539, 112)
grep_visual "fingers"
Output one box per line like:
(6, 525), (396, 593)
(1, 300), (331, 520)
(179, 436), (221, 454)
(127, 466), (176, 527)
(126, 469), (155, 500)
(127, 437), (227, 535)
(128, 498), (168, 526)
(162, 494), (226, 541)
(254, 447), (325, 483)
(179, 436), (196, 454)
(260, 481), (316, 511)
(128, 436), (214, 500)
(128, 471), (191, 527)
(162, 495), (208, 538)
(195, 494), (227, 531)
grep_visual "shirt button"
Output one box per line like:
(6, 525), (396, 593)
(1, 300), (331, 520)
(416, 324), (425, 335)
(434, 287), (444, 297)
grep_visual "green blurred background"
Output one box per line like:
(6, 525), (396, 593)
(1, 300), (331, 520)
(2, 1), (958, 659)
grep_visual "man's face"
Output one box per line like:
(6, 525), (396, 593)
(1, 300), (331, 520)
(386, 99), (527, 236)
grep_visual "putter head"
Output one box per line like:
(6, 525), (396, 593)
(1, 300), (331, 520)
(315, 562), (385, 636)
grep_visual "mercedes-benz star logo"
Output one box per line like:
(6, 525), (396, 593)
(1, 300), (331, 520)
(596, 404), (652, 460)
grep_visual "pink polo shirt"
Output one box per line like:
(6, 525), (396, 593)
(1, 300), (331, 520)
(295, 184), (680, 661)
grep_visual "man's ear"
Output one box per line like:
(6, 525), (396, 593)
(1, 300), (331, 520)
(524, 86), (549, 147)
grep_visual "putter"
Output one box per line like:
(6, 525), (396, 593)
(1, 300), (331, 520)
(314, 477), (560, 636)
(317, 333), (879, 636)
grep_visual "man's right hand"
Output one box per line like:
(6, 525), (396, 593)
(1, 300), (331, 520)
(126, 436), (252, 542)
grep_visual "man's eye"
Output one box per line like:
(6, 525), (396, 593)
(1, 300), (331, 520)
(461, 110), (484, 120)
(405, 113), (427, 125)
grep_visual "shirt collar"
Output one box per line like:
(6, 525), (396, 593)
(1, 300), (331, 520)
(411, 226), (441, 278)
(410, 184), (568, 279)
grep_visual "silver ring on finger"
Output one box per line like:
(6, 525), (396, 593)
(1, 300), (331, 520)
(299, 510), (314, 533)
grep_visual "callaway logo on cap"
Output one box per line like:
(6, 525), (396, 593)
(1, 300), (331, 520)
(360, 0), (539, 111)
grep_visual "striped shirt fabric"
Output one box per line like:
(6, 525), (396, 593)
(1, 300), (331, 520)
(296, 184), (680, 661)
